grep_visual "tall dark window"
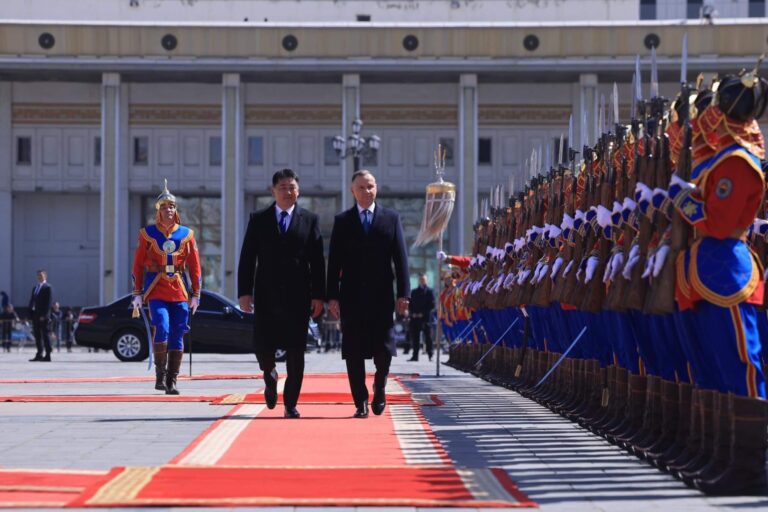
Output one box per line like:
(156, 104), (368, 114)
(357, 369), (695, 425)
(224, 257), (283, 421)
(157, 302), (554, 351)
(133, 136), (148, 165)
(687, 0), (703, 18)
(640, 0), (657, 20)
(749, 0), (766, 17)
(478, 137), (492, 165)
(209, 136), (222, 166)
(94, 137), (101, 166)
(248, 136), (264, 166)
(323, 137), (339, 166)
(16, 136), (31, 165)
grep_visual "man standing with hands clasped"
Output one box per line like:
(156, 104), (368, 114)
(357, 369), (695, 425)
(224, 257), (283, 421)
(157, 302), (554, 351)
(238, 169), (325, 419)
(327, 170), (410, 418)
(28, 269), (53, 362)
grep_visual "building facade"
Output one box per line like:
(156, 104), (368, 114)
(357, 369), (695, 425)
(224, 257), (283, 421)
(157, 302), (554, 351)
(0, 3), (766, 308)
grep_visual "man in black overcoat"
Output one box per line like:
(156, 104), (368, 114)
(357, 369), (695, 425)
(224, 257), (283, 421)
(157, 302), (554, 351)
(28, 269), (53, 362)
(238, 169), (325, 418)
(327, 170), (410, 418)
(408, 273), (435, 361)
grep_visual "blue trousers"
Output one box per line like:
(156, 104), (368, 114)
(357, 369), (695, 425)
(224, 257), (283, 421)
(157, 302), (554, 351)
(694, 302), (765, 398)
(149, 300), (189, 351)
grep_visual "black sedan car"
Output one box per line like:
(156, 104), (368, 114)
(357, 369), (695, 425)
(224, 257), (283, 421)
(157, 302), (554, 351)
(75, 291), (319, 362)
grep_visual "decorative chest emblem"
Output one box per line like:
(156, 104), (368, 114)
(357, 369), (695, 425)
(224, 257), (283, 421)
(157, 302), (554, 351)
(162, 240), (176, 254)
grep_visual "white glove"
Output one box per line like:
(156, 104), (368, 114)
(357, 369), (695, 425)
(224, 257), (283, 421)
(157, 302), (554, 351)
(622, 244), (641, 280)
(562, 260), (574, 278)
(641, 252), (656, 279)
(584, 256), (600, 283)
(536, 263), (549, 283)
(602, 259), (612, 283)
(530, 261), (544, 283)
(436, 250), (447, 261)
(550, 256), (564, 279)
(753, 219), (768, 238)
(635, 182), (653, 204)
(131, 295), (143, 309)
(608, 251), (625, 281)
(652, 244), (670, 277)
(596, 205), (613, 228)
(190, 296), (199, 315)
(503, 272), (517, 289)
(517, 269), (531, 285)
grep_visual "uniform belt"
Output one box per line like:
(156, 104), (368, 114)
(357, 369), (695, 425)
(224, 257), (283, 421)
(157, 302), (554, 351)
(145, 265), (187, 274)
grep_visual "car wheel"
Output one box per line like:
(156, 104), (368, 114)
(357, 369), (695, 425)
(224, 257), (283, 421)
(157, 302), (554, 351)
(275, 349), (287, 362)
(112, 328), (149, 362)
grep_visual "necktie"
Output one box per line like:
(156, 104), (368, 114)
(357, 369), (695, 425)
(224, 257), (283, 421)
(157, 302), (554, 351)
(362, 209), (371, 234)
(279, 210), (289, 235)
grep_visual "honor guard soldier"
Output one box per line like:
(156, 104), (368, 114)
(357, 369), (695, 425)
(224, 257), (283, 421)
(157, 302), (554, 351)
(668, 71), (767, 494)
(131, 180), (202, 394)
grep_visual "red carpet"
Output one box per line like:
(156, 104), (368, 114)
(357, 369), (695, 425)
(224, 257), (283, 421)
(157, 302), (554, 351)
(0, 469), (109, 508)
(70, 466), (536, 508)
(0, 395), (220, 403)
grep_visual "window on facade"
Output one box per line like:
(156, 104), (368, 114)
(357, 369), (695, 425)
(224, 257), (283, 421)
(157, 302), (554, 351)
(478, 138), (492, 165)
(133, 136), (149, 165)
(94, 137), (101, 166)
(438, 137), (455, 167)
(16, 136), (31, 165)
(248, 136), (264, 166)
(323, 136), (340, 166)
(209, 136), (222, 166)
(687, 0), (703, 18)
(143, 195), (222, 293)
(639, 0), (656, 20)
(749, 0), (765, 17)
(361, 145), (379, 167)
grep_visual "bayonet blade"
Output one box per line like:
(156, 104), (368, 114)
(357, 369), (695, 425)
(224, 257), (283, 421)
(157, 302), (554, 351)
(631, 72), (637, 120)
(558, 133), (564, 166)
(545, 143), (551, 172)
(600, 93), (606, 136)
(635, 55), (643, 101)
(613, 82), (620, 126)
(581, 108), (588, 150)
(681, 32), (688, 85)
(650, 46), (659, 99)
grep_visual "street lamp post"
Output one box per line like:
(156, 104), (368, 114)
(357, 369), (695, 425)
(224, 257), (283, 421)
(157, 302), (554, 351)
(333, 118), (381, 172)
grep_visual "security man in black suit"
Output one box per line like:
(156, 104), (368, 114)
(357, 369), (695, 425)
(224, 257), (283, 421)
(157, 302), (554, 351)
(28, 269), (53, 361)
(408, 273), (435, 361)
(327, 170), (410, 418)
(238, 169), (326, 419)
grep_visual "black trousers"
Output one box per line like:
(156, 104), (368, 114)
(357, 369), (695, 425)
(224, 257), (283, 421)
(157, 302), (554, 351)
(409, 318), (433, 359)
(33, 317), (51, 356)
(345, 349), (392, 407)
(256, 349), (305, 409)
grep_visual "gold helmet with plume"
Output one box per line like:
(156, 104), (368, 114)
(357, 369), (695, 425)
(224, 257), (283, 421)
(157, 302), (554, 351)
(155, 178), (181, 225)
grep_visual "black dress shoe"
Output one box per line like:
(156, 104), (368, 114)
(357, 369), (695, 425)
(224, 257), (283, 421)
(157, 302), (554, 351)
(354, 402), (369, 418)
(371, 386), (387, 416)
(41, 354), (51, 362)
(264, 371), (278, 410)
(29, 354), (43, 362)
(407, 357), (418, 362)
(284, 407), (301, 419)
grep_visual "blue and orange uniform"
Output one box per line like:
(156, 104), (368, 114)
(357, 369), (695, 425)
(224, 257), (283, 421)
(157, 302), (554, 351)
(132, 180), (201, 395)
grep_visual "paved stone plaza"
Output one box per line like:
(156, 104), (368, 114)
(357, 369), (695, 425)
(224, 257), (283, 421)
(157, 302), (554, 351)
(0, 347), (766, 511)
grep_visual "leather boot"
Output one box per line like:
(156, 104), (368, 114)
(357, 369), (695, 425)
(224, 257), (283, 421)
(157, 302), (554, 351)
(695, 395), (768, 495)
(153, 343), (168, 391)
(669, 389), (716, 477)
(165, 349), (183, 395)
(625, 375), (663, 452)
(643, 381), (686, 463)
(649, 382), (693, 467)
(681, 392), (731, 486)
(663, 388), (703, 472)
(607, 373), (647, 443)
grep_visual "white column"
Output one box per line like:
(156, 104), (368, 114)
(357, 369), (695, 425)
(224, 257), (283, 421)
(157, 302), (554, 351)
(341, 74), (360, 209)
(457, 74), (478, 254)
(0, 82), (11, 296)
(100, 73), (128, 304)
(221, 73), (244, 300)
(575, 74), (598, 152)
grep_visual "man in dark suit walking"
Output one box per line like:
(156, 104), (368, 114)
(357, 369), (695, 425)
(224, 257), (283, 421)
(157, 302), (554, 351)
(327, 170), (410, 418)
(28, 269), (53, 362)
(408, 273), (435, 361)
(238, 169), (325, 419)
